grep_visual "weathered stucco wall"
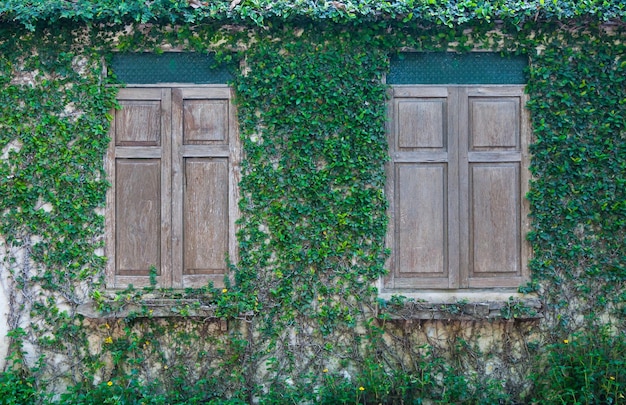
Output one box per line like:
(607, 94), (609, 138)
(1, 11), (624, 402)
(0, 269), (8, 370)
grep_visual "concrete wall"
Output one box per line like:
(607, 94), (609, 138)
(0, 262), (9, 370)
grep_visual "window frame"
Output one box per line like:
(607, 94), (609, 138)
(105, 84), (240, 290)
(382, 84), (532, 295)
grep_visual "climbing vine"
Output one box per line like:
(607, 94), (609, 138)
(525, 26), (626, 332)
(222, 26), (392, 393)
(0, 2), (625, 404)
(233, 27), (390, 330)
(0, 24), (119, 399)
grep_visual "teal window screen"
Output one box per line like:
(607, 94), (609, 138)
(388, 52), (528, 85)
(110, 53), (232, 84)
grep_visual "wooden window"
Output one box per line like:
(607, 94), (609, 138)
(106, 87), (238, 289)
(385, 86), (530, 290)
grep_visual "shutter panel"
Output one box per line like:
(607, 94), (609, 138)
(106, 88), (172, 288)
(183, 158), (229, 277)
(115, 159), (161, 275)
(396, 164), (447, 278)
(172, 88), (235, 288)
(385, 87), (459, 289)
(460, 87), (528, 288)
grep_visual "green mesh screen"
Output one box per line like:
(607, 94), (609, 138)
(110, 53), (232, 84)
(388, 52), (528, 85)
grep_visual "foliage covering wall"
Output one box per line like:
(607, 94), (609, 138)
(0, 1), (625, 403)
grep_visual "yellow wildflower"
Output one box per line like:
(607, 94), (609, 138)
(610, 376), (616, 380)
(164, 365), (168, 370)
(107, 381), (113, 387)
(359, 386), (365, 391)
(563, 339), (569, 344)
(222, 288), (228, 293)
(104, 336), (113, 344)
(323, 368), (328, 373)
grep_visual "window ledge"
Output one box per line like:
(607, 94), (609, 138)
(77, 299), (223, 322)
(76, 296), (541, 323)
(378, 298), (542, 321)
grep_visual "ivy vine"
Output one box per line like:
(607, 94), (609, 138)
(0, 3), (625, 403)
(525, 26), (626, 331)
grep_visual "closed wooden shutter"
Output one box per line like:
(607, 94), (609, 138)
(172, 88), (235, 288)
(385, 86), (529, 290)
(106, 87), (236, 289)
(107, 88), (172, 288)
(386, 87), (459, 289)
(461, 86), (529, 288)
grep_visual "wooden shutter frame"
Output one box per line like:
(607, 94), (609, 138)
(385, 86), (460, 289)
(384, 85), (531, 291)
(460, 86), (531, 288)
(106, 85), (238, 289)
(106, 88), (172, 288)
(171, 87), (239, 289)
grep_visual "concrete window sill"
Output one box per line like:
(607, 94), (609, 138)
(76, 299), (230, 331)
(377, 298), (542, 321)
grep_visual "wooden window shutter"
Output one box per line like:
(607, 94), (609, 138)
(460, 86), (530, 288)
(385, 86), (530, 290)
(106, 88), (172, 288)
(385, 86), (460, 289)
(171, 88), (237, 288)
(106, 87), (237, 289)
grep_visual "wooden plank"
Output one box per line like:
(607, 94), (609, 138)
(113, 276), (157, 289)
(159, 88), (173, 287)
(180, 145), (230, 157)
(469, 163), (521, 284)
(396, 164), (447, 278)
(178, 86), (231, 99)
(391, 151), (449, 163)
(171, 88), (184, 288)
(227, 87), (241, 285)
(115, 147), (162, 159)
(383, 87), (397, 290)
(183, 274), (226, 289)
(467, 151), (521, 163)
(116, 87), (164, 100)
(115, 100), (161, 146)
(183, 99), (229, 144)
(115, 159), (161, 276)
(183, 158), (229, 276)
(457, 87), (471, 288)
(469, 97), (520, 150)
(393, 86), (448, 98)
(396, 99), (446, 150)
(446, 87), (461, 288)
(466, 86), (523, 97)
(105, 105), (117, 288)
(519, 92), (532, 286)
